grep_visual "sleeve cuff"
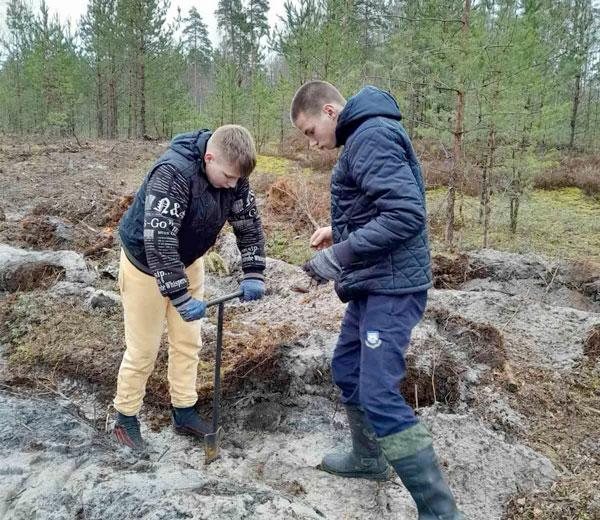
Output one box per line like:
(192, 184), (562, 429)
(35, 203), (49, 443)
(170, 291), (192, 307)
(243, 272), (265, 281)
(332, 240), (357, 268)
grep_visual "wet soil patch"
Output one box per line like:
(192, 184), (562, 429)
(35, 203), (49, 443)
(427, 306), (507, 369)
(2, 263), (65, 292)
(584, 324), (600, 361)
(431, 253), (473, 289)
(401, 352), (463, 409)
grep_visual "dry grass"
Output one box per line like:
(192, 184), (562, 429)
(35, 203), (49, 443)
(0, 291), (300, 409)
(534, 155), (600, 197)
(197, 320), (299, 400)
(279, 132), (339, 171)
(264, 174), (331, 233)
(415, 138), (600, 199)
(259, 174), (332, 265)
(503, 365), (600, 520)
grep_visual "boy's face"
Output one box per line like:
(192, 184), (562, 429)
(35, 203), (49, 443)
(204, 149), (241, 189)
(294, 104), (339, 150)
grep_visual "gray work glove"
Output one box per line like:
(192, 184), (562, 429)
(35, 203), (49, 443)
(302, 247), (341, 285)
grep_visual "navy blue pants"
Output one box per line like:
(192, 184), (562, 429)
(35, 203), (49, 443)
(332, 291), (428, 438)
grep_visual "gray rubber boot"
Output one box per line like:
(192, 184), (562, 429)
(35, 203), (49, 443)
(379, 423), (465, 519)
(319, 405), (391, 480)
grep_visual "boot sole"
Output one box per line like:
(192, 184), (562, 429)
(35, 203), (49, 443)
(173, 424), (208, 440)
(318, 464), (392, 481)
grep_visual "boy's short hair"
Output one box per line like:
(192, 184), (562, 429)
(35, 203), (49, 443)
(290, 81), (346, 123)
(211, 124), (257, 178)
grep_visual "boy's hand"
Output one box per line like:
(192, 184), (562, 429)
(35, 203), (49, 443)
(240, 279), (265, 302)
(175, 298), (207, 322)
(302, 247), (341, 284)
(310, 226), (333, 250)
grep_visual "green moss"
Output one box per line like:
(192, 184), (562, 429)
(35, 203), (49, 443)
(266, 229), (313, 265)
(256, 154), (313, 176)
(256, 155), (294, 175)
(427, 187), (600, 261)
(8, 344), (38, 365)
(204, 251), (229, 276)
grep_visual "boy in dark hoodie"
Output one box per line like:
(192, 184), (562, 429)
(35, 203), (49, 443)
(113, 125), (266, 450)
(291, 81), (463, 519)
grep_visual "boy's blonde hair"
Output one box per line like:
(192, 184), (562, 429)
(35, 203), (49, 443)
(290, 80), (346, 122)
(210, 124), (257, 178)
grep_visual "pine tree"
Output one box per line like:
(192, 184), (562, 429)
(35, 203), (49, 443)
(117, 0), (169, 138)
(3, 0), (34, 133)
(182, 7), (212, 105)
(80, 0), (120, 138)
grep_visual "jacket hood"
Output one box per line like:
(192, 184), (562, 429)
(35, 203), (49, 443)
(335, 86), (402, 146)
(168, 129), (212, 164)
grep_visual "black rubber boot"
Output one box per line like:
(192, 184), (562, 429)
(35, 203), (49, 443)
(113, 412), (144, 451)
(172, 405), (211, 440)
(379, 423), (465, 520)
(319, 405), (391, 480)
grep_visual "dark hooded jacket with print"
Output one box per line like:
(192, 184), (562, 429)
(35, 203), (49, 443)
(119, 130), (265, 305)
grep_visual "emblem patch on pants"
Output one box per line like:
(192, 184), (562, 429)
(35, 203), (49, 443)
(365, 330), (382, 349)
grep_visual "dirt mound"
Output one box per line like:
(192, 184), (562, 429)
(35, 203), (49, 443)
(17, 202), (121, 257)
(464, 249), (600, 312)
(20, 215), (74, 248)
(401, 351), (462, 409)
(563, 258), (600, 302)
(3, 241), (599, 519)
(0, 291), (301, 410)
(98, 193), (135, 228)
(0, 387), (558, 520)
(1, 138), (598, 519)
(502, 364), (600, 519)
(265, 175), (330, 231)
(584, 324), (600, 360)
(4, 263), (65, 292)
(0, 139), (156, 261)
(428, 307), (507, 369)
(0, 244), (96, 290)
(431, 253), (472, 289)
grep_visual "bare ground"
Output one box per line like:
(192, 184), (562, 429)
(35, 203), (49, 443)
(0, 137), (599, 519)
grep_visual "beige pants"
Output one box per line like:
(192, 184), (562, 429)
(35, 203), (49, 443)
(113, 249), (205, 416)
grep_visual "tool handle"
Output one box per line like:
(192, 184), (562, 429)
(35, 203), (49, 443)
(206, 289), (244, 308)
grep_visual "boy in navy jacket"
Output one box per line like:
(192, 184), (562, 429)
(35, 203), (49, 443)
(291, 81), (463, 519)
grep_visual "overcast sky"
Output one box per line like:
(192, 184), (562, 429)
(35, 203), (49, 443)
(0, 0), (290, 45)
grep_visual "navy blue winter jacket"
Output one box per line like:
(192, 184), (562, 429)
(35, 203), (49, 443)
(330, 86), (432, 302)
